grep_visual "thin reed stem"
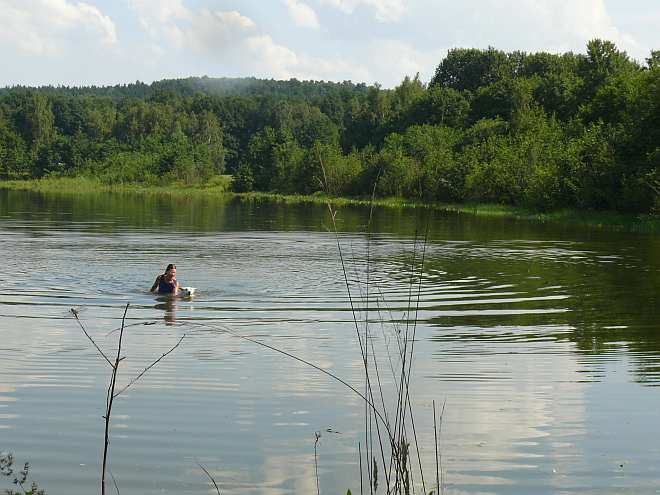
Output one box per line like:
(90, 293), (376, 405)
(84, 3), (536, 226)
(197, 461), (221, 495)
(439, 400), (446, 495)
(433, 400), (439, 495)
(402, 224), (430, 493)
(71, 308), (113, 367)
(101, 302), (129, 495)
(72, 303), (185, 495)
(314, 432), (321, 495)
(113, 334), (186, 397)
(359, 442), (363, 495)
(317, 152), (398, 488)
(109, 468), (120, 495)
(183, 321), (394, 439)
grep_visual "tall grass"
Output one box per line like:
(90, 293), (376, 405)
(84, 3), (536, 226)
(0, 175), (233, 195)
(319, 153), (441, 495)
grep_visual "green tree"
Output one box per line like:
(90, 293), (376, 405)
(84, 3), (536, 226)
(188, 110), (225, 174)
(386, 75), (426, 131)
(413, 85), (469, 127)
(565, 122), (620, 209)
(579, 39), (638, 102)
(0, 110), (29, 178)
(343, 84), (390, 149)
(241, 126), (279, 190)
(272, 100), (339, 148)
(520, 52), (583, 118)
(430, 47), (515, 91)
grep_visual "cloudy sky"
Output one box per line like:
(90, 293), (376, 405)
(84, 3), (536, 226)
(1, 0), (658, 88)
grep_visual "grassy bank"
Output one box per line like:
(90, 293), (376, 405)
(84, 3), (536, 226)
(1, 177), (658, 234)
(0, 176), (233, 195)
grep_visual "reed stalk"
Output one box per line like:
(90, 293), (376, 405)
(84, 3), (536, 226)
(71, 304), (185, 494)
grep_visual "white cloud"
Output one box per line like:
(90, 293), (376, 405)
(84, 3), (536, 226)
(2, 0), (655, 88)
(365, 39), (441, 83)
(284, 0), (321, 29)
(128, 0), (190, 23)
(245, 35), (300, 78)
(460, 0), (643, 59)
(127, 0), (191, 39)
(289, 39), (439, 86)
(179, 10), (293, 78)
(184, 9), (257, 51)
(127, 1), (259, 53)
(0, 0), (117, 55)
(319, 0), (407, 22)
(366, 0), (407, 22)
(125, 0), (419, 84)
(72, 3), (117, 44)
(127, 2), (299, 79)
(292, 54), (373, 82)
(120, 0), (649, 87)
(543, 0), (642, 56)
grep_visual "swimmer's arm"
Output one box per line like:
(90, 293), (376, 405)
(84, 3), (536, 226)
(150, 275), (162, 293)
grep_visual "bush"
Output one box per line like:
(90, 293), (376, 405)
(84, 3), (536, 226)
(231, 162), (254, 192)
(1, 452), (45, 495)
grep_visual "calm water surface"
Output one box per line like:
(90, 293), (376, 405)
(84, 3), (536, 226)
(1, 190), (659, 494)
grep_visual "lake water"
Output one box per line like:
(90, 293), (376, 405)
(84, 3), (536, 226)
(1, 189), (659, 495)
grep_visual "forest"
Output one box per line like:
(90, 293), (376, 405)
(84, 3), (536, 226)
(0, 39), (658, 213)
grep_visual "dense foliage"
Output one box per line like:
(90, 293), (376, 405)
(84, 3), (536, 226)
(1, 40), (658, 213)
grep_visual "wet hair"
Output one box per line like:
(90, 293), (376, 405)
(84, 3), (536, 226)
(164, 263), (176, 274)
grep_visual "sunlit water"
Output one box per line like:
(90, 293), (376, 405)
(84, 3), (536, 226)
(1, 190), (659, 494)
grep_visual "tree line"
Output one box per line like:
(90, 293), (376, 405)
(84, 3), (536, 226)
(1, 40), (658, 213)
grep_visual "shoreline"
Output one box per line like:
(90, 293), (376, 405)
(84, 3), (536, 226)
(1, 177), (658, 234)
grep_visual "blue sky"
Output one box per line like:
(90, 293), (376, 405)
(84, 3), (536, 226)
(1, 0), (658, 88)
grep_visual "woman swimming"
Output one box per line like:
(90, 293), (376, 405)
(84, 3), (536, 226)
(150, 263), (180, 295)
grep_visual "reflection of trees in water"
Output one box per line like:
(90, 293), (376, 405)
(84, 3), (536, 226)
(388, 238), (660, 384)
(0, 189), (560, 237)
(559, 246), (660, 386)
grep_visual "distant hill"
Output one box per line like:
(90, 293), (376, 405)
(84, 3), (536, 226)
(0, 76), (372, 100)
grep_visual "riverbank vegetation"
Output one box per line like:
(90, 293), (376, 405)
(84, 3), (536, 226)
(1, 451), (45, 495)
(1, 40), (658, 214)
(3, 176), (659, 233)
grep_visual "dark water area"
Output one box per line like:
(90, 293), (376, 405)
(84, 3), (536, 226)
(1, 189), (659, 494)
